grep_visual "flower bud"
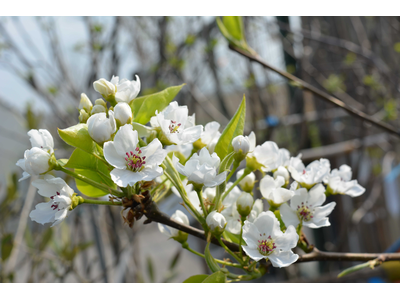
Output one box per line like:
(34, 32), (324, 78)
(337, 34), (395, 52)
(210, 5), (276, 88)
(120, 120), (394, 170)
(206, 211), (226, 236)
(21, 147), (52, 176)
(93, 78), (116, 97)
(237, 192), (254, 218)
(273, 166), (290, 184)
(79, 93), (93, 113)
(95, 98), (107, 108)
(87, 111), (116, 144)
(232, 135), (250, 154)
(79, 109), (89, 123)
(114, 102), (133, 126)
(237, 169), (255, 193)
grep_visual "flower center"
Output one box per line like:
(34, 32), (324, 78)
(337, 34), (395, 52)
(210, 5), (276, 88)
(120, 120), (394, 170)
(125, 147), (146, 172)
(169, 120), (182, 133)
(297, 201), (314, 222)
(257, 234), (276, 256)
(50, 192), (61, 211)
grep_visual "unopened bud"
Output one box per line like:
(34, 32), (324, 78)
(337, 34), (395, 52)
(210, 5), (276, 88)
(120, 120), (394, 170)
(237, 192), (254, 217)
(79, 93), (93, 113)
(93, 78), (116, 97)
(87, 111), (116, 144)
(237, 169), (255, 193)
(95, 98), (107, 108)
(114, 102), (133, 126)
(206, 211), (226, 236)
(232, 135), (250, 162)
(79, 109), (89, 123)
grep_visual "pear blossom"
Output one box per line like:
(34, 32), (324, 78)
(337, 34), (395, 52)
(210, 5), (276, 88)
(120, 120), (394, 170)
(30, 175), (74, 227)
(260, 175), (294, 206)
(232, 135), (251, 154)
(206, 211), (227, 235)
(104, 124), (167, 187)
(176, 147), (226, 187)
(197, 121), (221, 153)
(150, 101), (203, 145)
(247, 141), (280, 171)
(273, 166), (290, 183)
(237, 169), (256, 193)
(288, 157), (331, 188)
(280, 184), (336, 229)
(242, 211), (299, 267)
(158, 210), (189, 243)
(112, 75), (141, 103)
(114, 102), (133, 125)
(323, 164), (365, 197)
(87, 111), (117, 144)
(16, 129), (54, 181)
(165, 143), (194, 160)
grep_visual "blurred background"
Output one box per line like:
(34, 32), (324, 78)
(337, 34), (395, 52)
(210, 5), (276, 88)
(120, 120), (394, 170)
(1, 16), (400, 283)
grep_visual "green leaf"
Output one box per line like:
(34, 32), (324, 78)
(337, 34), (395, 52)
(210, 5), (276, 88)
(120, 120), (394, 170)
(222, 231), (241, 245)
(1, 233), (13, 262)
(204, 243), (220, 273)
(183, 274), (209, 283)
(131, 84), (185, 125)
(202, 271), (226, 283)
(64, 148), (97, 170)
(169, 249), (182, 271)
(75, 167), (116, 197)
(58, 124), (95, 153)
(222, 16), (244, 42)
(214, 95), (246, 161)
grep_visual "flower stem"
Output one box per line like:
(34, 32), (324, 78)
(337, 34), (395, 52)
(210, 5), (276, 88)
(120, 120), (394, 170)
(221, 168), (250, 202)
(239, 219), (244, 258)
(226, 160), (240, 182)
(57, 165), (124, 197)
(182, 243), (242, 268)
(196, 188), (208, 217)
(218, 237), (244, 265)
(81, 198), (123, 206)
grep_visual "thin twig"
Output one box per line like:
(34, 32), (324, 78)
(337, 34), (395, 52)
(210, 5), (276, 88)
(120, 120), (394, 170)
(229, 45), (400, 138)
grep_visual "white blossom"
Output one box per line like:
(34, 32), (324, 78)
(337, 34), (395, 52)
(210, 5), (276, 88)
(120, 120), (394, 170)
(260, 175), (294, 205)
(79, 93), (93, 112)
(16, 129), (54, 181)
(199, 121), (221, 153)
(30, 175), (74, 227)
(242, 211), (299, 267)
(176, 147), (226, 187)
(273, 166), (290, 182)
(280, 184), (336, 229)
(87, 111), (117, 144)
(288, 157), (331, 188)
(232, 135), (251, 154)
(112, 75), (141, 103)
(324, 164), (365, 197)
(236, 192), (254, 217)
(104, 124), (167, 187)
(150, 101), (203, 145)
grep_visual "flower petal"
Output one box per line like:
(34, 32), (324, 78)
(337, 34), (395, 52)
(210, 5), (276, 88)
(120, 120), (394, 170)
(104, 141), (127, 169)
(274, 225), (298, 251)
(268, 251), (298, 268)
(280, 203), (300, 228)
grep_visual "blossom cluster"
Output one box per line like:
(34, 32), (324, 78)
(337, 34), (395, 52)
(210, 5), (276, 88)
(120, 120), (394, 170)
(16, 74), (366, 275)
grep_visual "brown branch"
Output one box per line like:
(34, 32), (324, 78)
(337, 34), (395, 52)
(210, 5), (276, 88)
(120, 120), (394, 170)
(229, 45), (400, 138)
(143, 202), (400, 266)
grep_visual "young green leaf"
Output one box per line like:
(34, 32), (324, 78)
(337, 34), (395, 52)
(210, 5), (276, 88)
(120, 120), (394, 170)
(183, 274), (209, 283)
(202, 271), (227, 283)
(214, 95), (246, 161)
(58, 124), (95, 153)
(1, 233), (13, 262)
(74, 167), (116, 197)
(130, 84), (185, 125)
